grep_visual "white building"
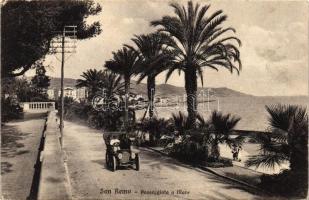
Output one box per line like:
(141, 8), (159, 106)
(76, 87), (88, 101)
(47, 88), (56, 100)
(50, 87), (88, 101)
(58, 87), (76, 99)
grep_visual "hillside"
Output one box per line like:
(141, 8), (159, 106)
(49, 77), (253, 98)
(49, 77), (77, 88)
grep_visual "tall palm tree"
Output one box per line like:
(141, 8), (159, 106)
(76, 69), (105, 100)
(105, 47), (140, 129)
(209, 111), (241, 160)
(126, 33), (171, 118)
(151, 1), (242, 127)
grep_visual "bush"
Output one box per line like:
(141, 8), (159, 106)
(1, 97), (23, 122)
(169, 131), (209, 164)
(259, 170), (307, 198)
(59, 97), (137, 132)
(137, 117), (172, 146)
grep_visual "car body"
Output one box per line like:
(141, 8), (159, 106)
(104, 132), (140, 171)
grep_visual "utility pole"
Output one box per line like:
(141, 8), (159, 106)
(51, 25), (77, 148)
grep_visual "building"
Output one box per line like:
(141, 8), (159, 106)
(58, 87), (76, 99)
(46, 87), (88, 102)
(156, 97), (169, 104)
(47, 88), (56, 100)
(76, 87), (88, 101)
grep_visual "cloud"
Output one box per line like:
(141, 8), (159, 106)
(24, 0), (308, 96)
(255, 48), (286, 62)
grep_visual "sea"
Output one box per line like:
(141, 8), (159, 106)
(136, 96), (308, 131)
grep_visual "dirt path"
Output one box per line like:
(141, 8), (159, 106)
(63, 120), (269, 200)
(1, 113), (46, 200)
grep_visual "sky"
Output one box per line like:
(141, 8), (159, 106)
(25, 0), (309, 96)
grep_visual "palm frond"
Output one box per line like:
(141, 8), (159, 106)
(245, 152), (288, 169)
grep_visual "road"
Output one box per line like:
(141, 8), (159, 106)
(62, 120), (269, 200)
(1, 113), (47, 200)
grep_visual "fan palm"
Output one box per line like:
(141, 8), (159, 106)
(151, 1), (242, 127)
(76, 69), (105, 100)
(105, 47), (140, 129)
(127, 33), (172, 118)
(208, 111), (241, 160)
(245, 104), (308, 173)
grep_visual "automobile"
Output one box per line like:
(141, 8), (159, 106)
(103, 132), (140, 172)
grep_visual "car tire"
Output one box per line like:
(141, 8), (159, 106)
(112, 156), (117, 172)
(135, 154), (139, 171)
(105, 152), (109, 168)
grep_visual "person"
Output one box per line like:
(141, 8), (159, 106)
(232, 144), (238, 161)
(231, 144), (242, 161)
(119, 134), (131, 149)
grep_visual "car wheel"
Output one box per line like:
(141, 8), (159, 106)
(135, 154), (139, 171)
(105, 152), (109, 168)
(112, 156), (117, 172)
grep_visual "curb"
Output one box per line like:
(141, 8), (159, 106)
(145, 146), (271, 196)
(198, 165), (269, 195)
(37, 111), (72, 200)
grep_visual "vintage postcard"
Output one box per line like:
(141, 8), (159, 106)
(1, 0), (308, 199)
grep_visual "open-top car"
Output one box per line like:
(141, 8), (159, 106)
(103, 132), (140, 171)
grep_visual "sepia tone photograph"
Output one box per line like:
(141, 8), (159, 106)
(1, 0), (308, 199)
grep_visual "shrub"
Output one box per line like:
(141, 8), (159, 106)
(1, 97), (23, 122)
(260, 170), (307, 198)
(137, 117), (172, 146)
(169, 130), (209, 164)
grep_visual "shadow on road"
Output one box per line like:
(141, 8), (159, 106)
(1, 162), (13, 175)
(141, 148), (274, 200)
(92, 159), (137, 172)
(92, 159), (106, 169)
(1, 125), (31, 160)
(141, 149), (192, 171)
(199, 171), (271, 200)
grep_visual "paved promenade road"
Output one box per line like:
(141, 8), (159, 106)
(1, 113), (47, 200)
(63, 120), (270, 200)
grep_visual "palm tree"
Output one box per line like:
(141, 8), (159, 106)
(76, 69), (105, 100)
(105, 47), (140, 129)
(126, 33), (171, 118)
(171, 111), (191, 135)
(151, 1), (241, 127)
(101, 69), (124, 102)
(246, 104), (308, 172)
(208, 111), (241, 160)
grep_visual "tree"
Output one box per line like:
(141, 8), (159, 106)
(151, 1), (241, 127)
(1, 0), (102, 77)
(76, 69), (105, 100)
(105, 47), (140, 130)
(127, 33), (172, 118)
(245, 104), (308, 197)
(208, 111), (241, 160)
(246, 104), (308, 173)
(31, 62), (50, 94)
(2, 76), (48, 102)
(100, 69), (125, 104)
(171, 111), (191, 135)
